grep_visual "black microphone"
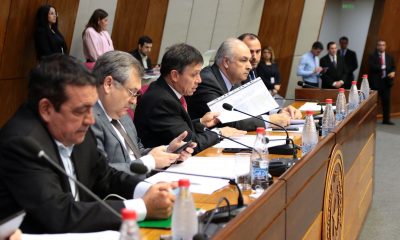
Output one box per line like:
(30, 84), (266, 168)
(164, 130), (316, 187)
(21, 137), (122, 220)
(222, 103), (299, 155)
(297, 81), (319, 88)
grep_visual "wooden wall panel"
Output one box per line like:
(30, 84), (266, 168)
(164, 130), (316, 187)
(258, 0), (305, 97)
(0, 0), (12, 60)
(0, 78), (29, 126)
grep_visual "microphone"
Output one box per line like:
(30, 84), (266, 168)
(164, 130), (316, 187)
(222, 103), (299, 155)
(21, 137), (122, 220)
(297, 81), (319, 88)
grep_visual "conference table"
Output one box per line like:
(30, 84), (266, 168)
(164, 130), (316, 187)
(140, 90), (378, 240)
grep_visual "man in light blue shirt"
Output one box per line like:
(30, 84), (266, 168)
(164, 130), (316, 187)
(297, 41), (324, 87)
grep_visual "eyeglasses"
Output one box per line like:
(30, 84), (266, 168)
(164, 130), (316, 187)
(114, 80), (141, 98)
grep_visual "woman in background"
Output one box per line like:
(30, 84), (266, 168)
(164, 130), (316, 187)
(256, 46), (281, 96)
(34, 5), (67, 60)
(82, 9), (114, 65)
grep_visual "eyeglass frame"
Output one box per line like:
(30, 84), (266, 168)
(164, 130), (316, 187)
(112, 78), (141, 98)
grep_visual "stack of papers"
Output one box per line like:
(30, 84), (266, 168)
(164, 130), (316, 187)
(299, 102), (336, 112)
(22, 231), (120, 240)
(212, 135), (290, 149)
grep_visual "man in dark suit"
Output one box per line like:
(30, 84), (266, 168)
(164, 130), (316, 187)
(238, 33), (261, 82)
(91, 51), (195, 175)
(134, 43), (246, 154)
(130, 36), (153, 71)
(186, 38), (301, 130)
(368, 40), (396, 125)
(320, 41), (348, 89)
(0, 54), (175, 233)
(339, 36), (358, 88)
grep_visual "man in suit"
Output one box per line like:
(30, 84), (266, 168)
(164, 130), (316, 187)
(186, 38), (301, 131)
(91, 51), (195, 175)
(130, 36), (153, 71)
(320, 41), (348, 89)
(339, 36), (358, 88)
(134, 43), (245, 154)
(368, 40), (396, 125)
(0, 54), (175, 233)
(297, 41), (324, 87)
(238, 33), (261, 82)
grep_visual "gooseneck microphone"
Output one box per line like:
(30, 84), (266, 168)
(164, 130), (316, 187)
(21, 137), (122, 219)
(297, 81), (319, 88)
(222, 103), (299, 155)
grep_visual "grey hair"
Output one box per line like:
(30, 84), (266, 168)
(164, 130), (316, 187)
(215, 38), (244, 66)
(92, 50), (144, 85)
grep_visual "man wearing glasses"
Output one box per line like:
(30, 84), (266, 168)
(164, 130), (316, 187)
(91, 51), (195, 175)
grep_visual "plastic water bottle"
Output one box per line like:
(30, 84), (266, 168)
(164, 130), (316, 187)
(321, 99), (335, 137)
(360, 74), (370, 101)
(119, 209), (141, 240)
(172, 179), (198, 240)
(250, 127), (269, 191)
(335, 88), (347, 124)
(302, 111), (318, 156)
(348, 81), (360, 113)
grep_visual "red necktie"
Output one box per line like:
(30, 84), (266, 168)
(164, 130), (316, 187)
(180, 96), (187, 111)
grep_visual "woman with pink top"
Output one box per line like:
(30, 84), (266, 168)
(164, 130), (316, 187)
(82, 9), (114, 66)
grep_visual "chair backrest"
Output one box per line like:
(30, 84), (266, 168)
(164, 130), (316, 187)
(202, 49), (217, 69)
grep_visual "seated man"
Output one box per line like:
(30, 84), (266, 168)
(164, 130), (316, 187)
(186, 38), (301, 131)
(134, 43), (245, 154)
(0, 54), (174, 233)
(320, 41), (348, 89)
(130, 35), (153, 71)
(91, 51), (195, 175)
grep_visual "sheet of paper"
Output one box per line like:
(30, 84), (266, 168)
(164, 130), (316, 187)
(207, 78), (279, 123)
(299, 102), (336, 112)
(22, 231), (120, 240)
(146, 157), (239, 194)
(212, 135), (290, 149)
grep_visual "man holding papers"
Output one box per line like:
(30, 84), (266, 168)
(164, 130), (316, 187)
(134, 43), (245, 154)
(186, 38), (301, 131)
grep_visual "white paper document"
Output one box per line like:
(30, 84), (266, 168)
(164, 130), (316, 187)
(146, 157), (239, 194)
(207, 78), (279, 123)
(299, 102), (336, 112)
(22, 231), (120, 240)
(212, 135), (290, 149)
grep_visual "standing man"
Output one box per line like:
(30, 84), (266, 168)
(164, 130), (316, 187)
(130, 36), (153, 71)
(91, 51), (195, 175)
(0, 54), (175, 233)
(339, 36), (358, 88)
(297, 41), (324, 87)
(320, 41), (348, 89)
(368, 40), (396, 125)
(134, 43), (245, 154)
(238, 33), (262, 82)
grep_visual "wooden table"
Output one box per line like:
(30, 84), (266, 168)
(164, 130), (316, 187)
(141, 92), (378, 240)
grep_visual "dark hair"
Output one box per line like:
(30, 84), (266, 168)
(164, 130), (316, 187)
(84, 9), (108, 34)
(339, 36), (348, 42)
(312, 41), (324, 50)
(327, 41), (336, 49)
(262, 46), (276, 63)
(238, 33), (259, 41)
(160, 43), (203, 77)
(138, 36), (153, 46)
(28, 54), (96, 112)
(36, 5), (59, 31)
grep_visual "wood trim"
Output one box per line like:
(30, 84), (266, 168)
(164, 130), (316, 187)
(0, 0), (12, 62)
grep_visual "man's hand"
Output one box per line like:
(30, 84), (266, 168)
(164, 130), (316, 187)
(281, 105), (302, 119)
(200, 112), (221, 128)
(314, 66), (323, 74)
(269, 113), (291, 127)
(220, 127), (247, 137)
(167, 131), (197, 162)
(149, 146), (179, 168)
(143, 182), (176, 219)
(388, 72), (395, 78)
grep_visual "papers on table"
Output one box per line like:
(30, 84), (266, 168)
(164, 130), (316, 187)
(22, 231), (120, 240)
(299, 102), (336, 112)
(146, 157), (238, 194)
(207, 77), (279, 123)
(212, 135), (290, 149)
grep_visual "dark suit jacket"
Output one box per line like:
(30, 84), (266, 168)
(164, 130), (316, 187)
(339, 48), (358, 85)
(186, 64), (264, 131)
(320, 54), (348, 89)
(134, 77), (219, 154)
(34, 27), (68, 60)
(0, 104), (142, 233)
(368, 51), (396, 90)
(130, 49), (152, 70)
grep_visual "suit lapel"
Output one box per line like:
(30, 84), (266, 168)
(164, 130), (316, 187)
(211, 64), (229, 93)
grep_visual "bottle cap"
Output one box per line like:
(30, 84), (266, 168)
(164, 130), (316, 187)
(352, 81), (357, 85)
(339, 88), (345, 92)
(256, 127), (266, 134)
(326, 99), (333, 104)
(121, 208), (137, 220)
(178, 179), (190, 188)
(362, 74), (368, 78)
(306, 110), (314, 115)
